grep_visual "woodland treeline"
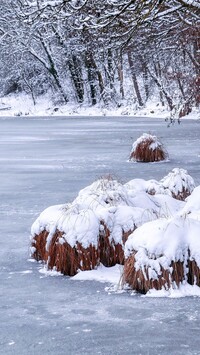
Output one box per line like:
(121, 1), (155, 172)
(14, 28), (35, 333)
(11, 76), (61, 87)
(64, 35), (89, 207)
(0, 1), (199, 116)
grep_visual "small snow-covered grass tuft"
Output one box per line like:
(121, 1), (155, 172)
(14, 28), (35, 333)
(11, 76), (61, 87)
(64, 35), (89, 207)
(130, 133), (168, 162)
(160, 168), (195, 201)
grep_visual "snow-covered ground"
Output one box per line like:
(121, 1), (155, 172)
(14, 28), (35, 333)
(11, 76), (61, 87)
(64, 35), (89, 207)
(0, 93), (199, 120)
(1, 116), (200, 354)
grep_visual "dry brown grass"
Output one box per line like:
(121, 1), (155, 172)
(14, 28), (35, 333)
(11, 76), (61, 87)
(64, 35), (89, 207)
(123, 251), (200, 294)
(98, 222), (124, 266)
(32, 229), (100, 276)
(130, 136), (168, 162)
(31, 223), (135, 275)
(171, 187), (192, 201)
(31, 230), (49, 262)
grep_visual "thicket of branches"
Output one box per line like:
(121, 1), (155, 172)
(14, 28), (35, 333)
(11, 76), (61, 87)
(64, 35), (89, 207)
(0, 0), (199, 116)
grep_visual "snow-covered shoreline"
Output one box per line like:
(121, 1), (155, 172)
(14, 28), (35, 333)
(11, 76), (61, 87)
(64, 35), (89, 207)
(0, 93), (199, 120)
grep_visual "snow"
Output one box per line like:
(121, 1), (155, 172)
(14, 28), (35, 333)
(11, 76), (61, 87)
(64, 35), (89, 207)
(72, 263), (123, 284)
(73, 178), (130, 211)
(31, 204), (67, 235)
(31, 176), (185, 249)
(131, 133), (162, 152)
(145, 282), (200, 298)
(125, 216), (200, 264)
(58, 208), (100, 248)
(181, 186), (200, 214)
(160, 168), (195, 196)
(0, 93), (199, 119)
(125, 168), (195, 199)
(1, 116), (200, 354)
(31, 203), (100, 248)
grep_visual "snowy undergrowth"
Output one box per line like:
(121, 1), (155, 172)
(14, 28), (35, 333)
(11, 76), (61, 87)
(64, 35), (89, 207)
(0, 93), (199, 119)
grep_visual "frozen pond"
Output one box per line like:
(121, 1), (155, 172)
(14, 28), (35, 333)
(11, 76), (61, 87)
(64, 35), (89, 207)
(0, 116), (200, 355)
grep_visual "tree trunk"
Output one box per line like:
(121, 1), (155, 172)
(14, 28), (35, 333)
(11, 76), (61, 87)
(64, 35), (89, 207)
(127, 50), (143, 106)
(68, 54), (84, 103)
(118, 50), (124, 100)
(107, 48), (114, 90)
(149, 63), (174, 110)
(142, 60), (149, 101)
(38, 35), (68, 103)
(85, 51), (97, 105)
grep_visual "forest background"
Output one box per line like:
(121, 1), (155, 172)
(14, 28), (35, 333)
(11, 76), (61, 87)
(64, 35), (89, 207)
(0, 0), (199, 118)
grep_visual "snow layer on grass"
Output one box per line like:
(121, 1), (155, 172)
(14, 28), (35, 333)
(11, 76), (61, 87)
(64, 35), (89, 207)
(131, 133), (163, 153)
(57, 207), (100, 248)
(31, 177), (183, 250)
(108, 206), (155, 244)
(126, 190), (184, 216)
(31, 203), (100, 249)
(31, 204), (68, 236)
(74, 178), (130, 211)
(125, 178), (166, 195)
(125, 168), (195, 201)
(181, 185), (200, 214)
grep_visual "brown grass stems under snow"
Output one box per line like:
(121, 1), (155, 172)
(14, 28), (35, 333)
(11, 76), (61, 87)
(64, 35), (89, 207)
(32, 229), (100, 276)
(31, 223), (134, 276)
(123, 251), (200, 294)
(171, 187), (192, 201)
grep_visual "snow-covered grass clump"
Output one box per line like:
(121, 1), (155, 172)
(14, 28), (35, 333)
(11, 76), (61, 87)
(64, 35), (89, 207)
(129, 133), (168, 162)
(31, 203), (101, 275)
(31, 174), (186, 276)
(160, 168), (195, 200)
(123, 214), (200, 294)
(73, 177), (129, 211)
(31, 170), (199, 296)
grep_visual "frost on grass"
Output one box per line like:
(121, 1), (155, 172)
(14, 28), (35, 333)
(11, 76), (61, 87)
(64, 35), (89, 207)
(129, 133), (168, 162)
(30, 172), (192, 277)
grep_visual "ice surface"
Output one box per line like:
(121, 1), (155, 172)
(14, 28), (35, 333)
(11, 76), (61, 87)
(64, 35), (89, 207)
(0, 116), (200, 354)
